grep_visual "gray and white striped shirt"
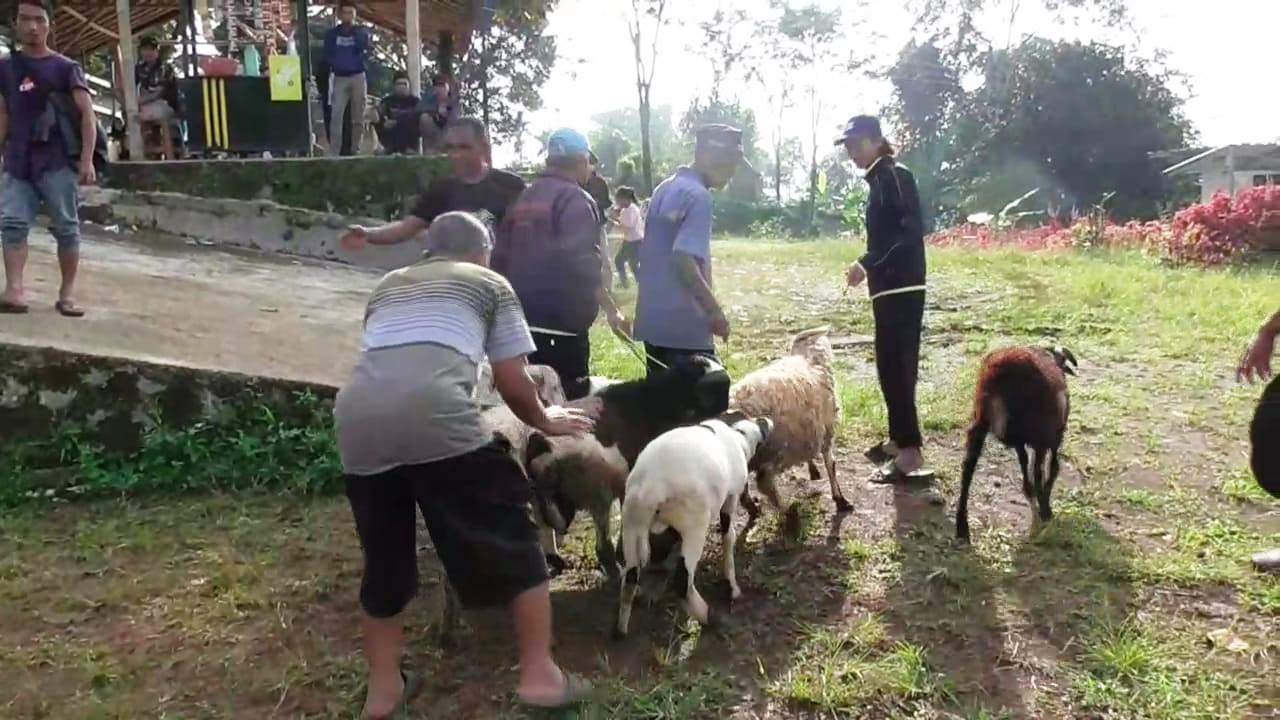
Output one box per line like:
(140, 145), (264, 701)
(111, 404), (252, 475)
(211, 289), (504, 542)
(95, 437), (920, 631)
(336, 257), (536, 475)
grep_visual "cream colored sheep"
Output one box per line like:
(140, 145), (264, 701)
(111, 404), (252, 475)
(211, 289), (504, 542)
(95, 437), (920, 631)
(729, 327), (849, 518)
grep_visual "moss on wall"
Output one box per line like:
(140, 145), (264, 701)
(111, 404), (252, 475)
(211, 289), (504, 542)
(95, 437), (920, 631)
(0, 342), (336, 459)
(105, 156), (451, 220)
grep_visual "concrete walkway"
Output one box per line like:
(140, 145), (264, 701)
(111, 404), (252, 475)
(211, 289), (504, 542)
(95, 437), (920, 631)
(0, 227), (378, 387)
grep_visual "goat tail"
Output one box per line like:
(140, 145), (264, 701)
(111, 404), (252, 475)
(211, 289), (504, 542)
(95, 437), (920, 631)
(620, 488), (659, 570)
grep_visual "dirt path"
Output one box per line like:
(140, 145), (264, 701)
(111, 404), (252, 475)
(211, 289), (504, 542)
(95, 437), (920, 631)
(0, 228), (376, 386)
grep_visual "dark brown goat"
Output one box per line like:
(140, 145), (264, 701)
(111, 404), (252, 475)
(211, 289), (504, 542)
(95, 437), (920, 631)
(957, 346), (1078, 542)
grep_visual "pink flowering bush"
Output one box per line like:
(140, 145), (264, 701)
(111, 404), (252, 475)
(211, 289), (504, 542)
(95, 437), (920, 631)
(929, 186), (1280, 267)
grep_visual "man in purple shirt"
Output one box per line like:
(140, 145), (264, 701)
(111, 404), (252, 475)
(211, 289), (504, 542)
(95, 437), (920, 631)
(0, 0), (97, 316)
(494, 128), (628, 399)
(633, 124), (742, 376)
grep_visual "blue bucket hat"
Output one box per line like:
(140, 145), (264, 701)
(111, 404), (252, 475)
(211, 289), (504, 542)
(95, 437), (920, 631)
(547, 128), (592, 159)
(834, 115), (883, 146)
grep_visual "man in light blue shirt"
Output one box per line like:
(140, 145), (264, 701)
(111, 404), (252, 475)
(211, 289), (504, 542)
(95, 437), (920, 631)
(634, 124), (743, 377)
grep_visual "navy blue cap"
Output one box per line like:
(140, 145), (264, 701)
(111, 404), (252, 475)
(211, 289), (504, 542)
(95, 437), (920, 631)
(834, 115), (882, 146)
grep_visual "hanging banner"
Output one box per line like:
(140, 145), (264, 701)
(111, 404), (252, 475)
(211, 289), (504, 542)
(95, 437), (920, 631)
(269, 54), (302, 101)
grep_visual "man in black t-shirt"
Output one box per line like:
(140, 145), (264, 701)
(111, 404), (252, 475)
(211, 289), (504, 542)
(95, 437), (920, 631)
(341, 118), (526, 249)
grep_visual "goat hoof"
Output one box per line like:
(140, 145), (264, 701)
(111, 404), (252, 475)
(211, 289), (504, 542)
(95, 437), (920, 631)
(610, 624), (629, 641)
(833, 497), (853, 514)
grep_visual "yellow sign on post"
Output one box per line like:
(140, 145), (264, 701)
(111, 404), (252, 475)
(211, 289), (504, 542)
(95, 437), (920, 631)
(269, 55), (302, 102)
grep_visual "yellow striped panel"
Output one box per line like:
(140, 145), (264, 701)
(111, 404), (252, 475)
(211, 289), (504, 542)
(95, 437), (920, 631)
(202, 78), (215, 147)
(217, 79), (229, 149)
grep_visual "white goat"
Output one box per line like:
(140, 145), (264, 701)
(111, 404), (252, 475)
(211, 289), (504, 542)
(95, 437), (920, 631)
(615, 414), (773, 637)
(729, 327), (848, 519)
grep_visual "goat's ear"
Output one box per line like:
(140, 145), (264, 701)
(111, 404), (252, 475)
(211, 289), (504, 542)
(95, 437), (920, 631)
(756, 417), (774, 443)
(525, 432), (552, 469)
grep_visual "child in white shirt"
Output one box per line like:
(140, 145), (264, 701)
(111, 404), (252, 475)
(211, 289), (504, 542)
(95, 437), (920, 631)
(612, 187), (644, 288)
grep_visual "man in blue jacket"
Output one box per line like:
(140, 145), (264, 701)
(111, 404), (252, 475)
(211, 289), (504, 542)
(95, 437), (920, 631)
(324, 0), (371, 156)
(493, 128), (628, 400)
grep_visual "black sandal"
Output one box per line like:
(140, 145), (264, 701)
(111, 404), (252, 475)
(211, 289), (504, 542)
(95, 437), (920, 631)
(54, 299), (86, 318)
(869, 464), (935, 485)
(864, 442), (897, 465)
(0, 300), (29, 314)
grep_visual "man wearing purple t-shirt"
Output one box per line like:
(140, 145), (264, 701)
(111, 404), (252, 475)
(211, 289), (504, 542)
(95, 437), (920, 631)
(0, 0), (97, 316)
(633, 124), (743, 376)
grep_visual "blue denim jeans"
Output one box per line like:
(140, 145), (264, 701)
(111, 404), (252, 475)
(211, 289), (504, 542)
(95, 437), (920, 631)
(1, 168), (81, 253)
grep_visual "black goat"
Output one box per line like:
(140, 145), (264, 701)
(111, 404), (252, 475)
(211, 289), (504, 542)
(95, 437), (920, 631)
(957, 346), (1078, 542)
(528, 355), (731, 576)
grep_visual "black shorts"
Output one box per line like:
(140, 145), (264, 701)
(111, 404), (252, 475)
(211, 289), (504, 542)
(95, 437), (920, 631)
(344, 440), (549, 618)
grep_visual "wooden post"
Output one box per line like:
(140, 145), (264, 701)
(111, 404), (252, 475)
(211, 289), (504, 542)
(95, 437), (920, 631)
(294, 0), (312, 156)
(406, 0), (421, 97)
(116, 0), (145, 160)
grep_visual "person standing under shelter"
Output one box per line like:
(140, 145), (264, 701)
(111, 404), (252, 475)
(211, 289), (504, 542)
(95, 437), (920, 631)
(0, 0), (97, 317)
(335, 212), (595, 717)
(134, 36), (178, 159)
(494, 128), (629, 400)
(633, 124), (742, 376)
(838, 114), (931, 484)
(342, 118), (525, 249)
(324, 0), (370, 156)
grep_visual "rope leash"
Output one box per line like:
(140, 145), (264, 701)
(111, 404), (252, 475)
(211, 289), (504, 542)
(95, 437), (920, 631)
(530, 325), (669, 372)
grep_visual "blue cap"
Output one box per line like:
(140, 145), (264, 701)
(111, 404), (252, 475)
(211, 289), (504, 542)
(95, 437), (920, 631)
(834, 115), (883, 146)
(547, 128), (592, 159)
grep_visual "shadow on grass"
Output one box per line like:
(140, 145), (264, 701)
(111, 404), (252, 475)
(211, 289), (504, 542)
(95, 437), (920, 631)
(884, 482), (1030, 716)
(880, 482), (1136, 717)
(399, 509), (853, 720)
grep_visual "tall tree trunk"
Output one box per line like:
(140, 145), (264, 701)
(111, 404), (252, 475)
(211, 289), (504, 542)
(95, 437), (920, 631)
(639, 86), (654, 194)
(808, 89), (819, 228)
(773, 140), (782, 205)
(480, 29), (491, 130)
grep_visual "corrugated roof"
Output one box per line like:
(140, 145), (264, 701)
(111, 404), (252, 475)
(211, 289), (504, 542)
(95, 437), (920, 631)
(1162, 143), (1280, 175)
(40, 0), (478, 58)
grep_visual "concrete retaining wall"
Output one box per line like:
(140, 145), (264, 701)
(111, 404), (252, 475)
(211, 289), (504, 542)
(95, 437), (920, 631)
(83, 187), (428, 271)
(104, 155), (451, 220)
(0, 341), (335, 457)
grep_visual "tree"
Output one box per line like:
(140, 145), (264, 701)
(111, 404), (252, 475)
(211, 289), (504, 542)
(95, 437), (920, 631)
(764, 136), (803, 204)
(457, 0), (558, 144)
(885, 40), (966, 229)
(589, 128), (633, 180)
(954, 39), (1193, 220)
(693, 5), (757, 104)
(592, 104), (682, 185)
(680, 97), (761, 168)
(772, 1), (859, 227)
(625, 0), (671, 193)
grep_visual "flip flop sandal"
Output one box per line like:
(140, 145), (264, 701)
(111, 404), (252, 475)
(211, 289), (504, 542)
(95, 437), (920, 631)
(519, 672), (593, 710)
(0, 300), (29, 314)
(54, 300), (86, 318)
(869, 464), (936, 485)
(365, 671), (425, 720)
(864, 442), (897, 465)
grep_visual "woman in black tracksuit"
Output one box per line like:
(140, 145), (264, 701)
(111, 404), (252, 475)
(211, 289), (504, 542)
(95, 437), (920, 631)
(837, 115), (931, 483)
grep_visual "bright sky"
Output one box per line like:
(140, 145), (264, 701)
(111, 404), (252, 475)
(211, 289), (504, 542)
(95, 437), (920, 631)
(494, 0), (1280, 165)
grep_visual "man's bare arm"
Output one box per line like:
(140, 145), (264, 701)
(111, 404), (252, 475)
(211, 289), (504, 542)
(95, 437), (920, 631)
(366, 217), (429, 245)
(673, 252), (722, 317)
(72, 88), (97, 183)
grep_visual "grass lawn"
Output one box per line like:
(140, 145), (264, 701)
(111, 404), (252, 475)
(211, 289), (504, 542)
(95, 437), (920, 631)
(1, 240), (1277, 719)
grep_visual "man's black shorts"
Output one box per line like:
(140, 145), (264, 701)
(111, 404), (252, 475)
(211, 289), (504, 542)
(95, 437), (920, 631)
(344, 439), (549, 618)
